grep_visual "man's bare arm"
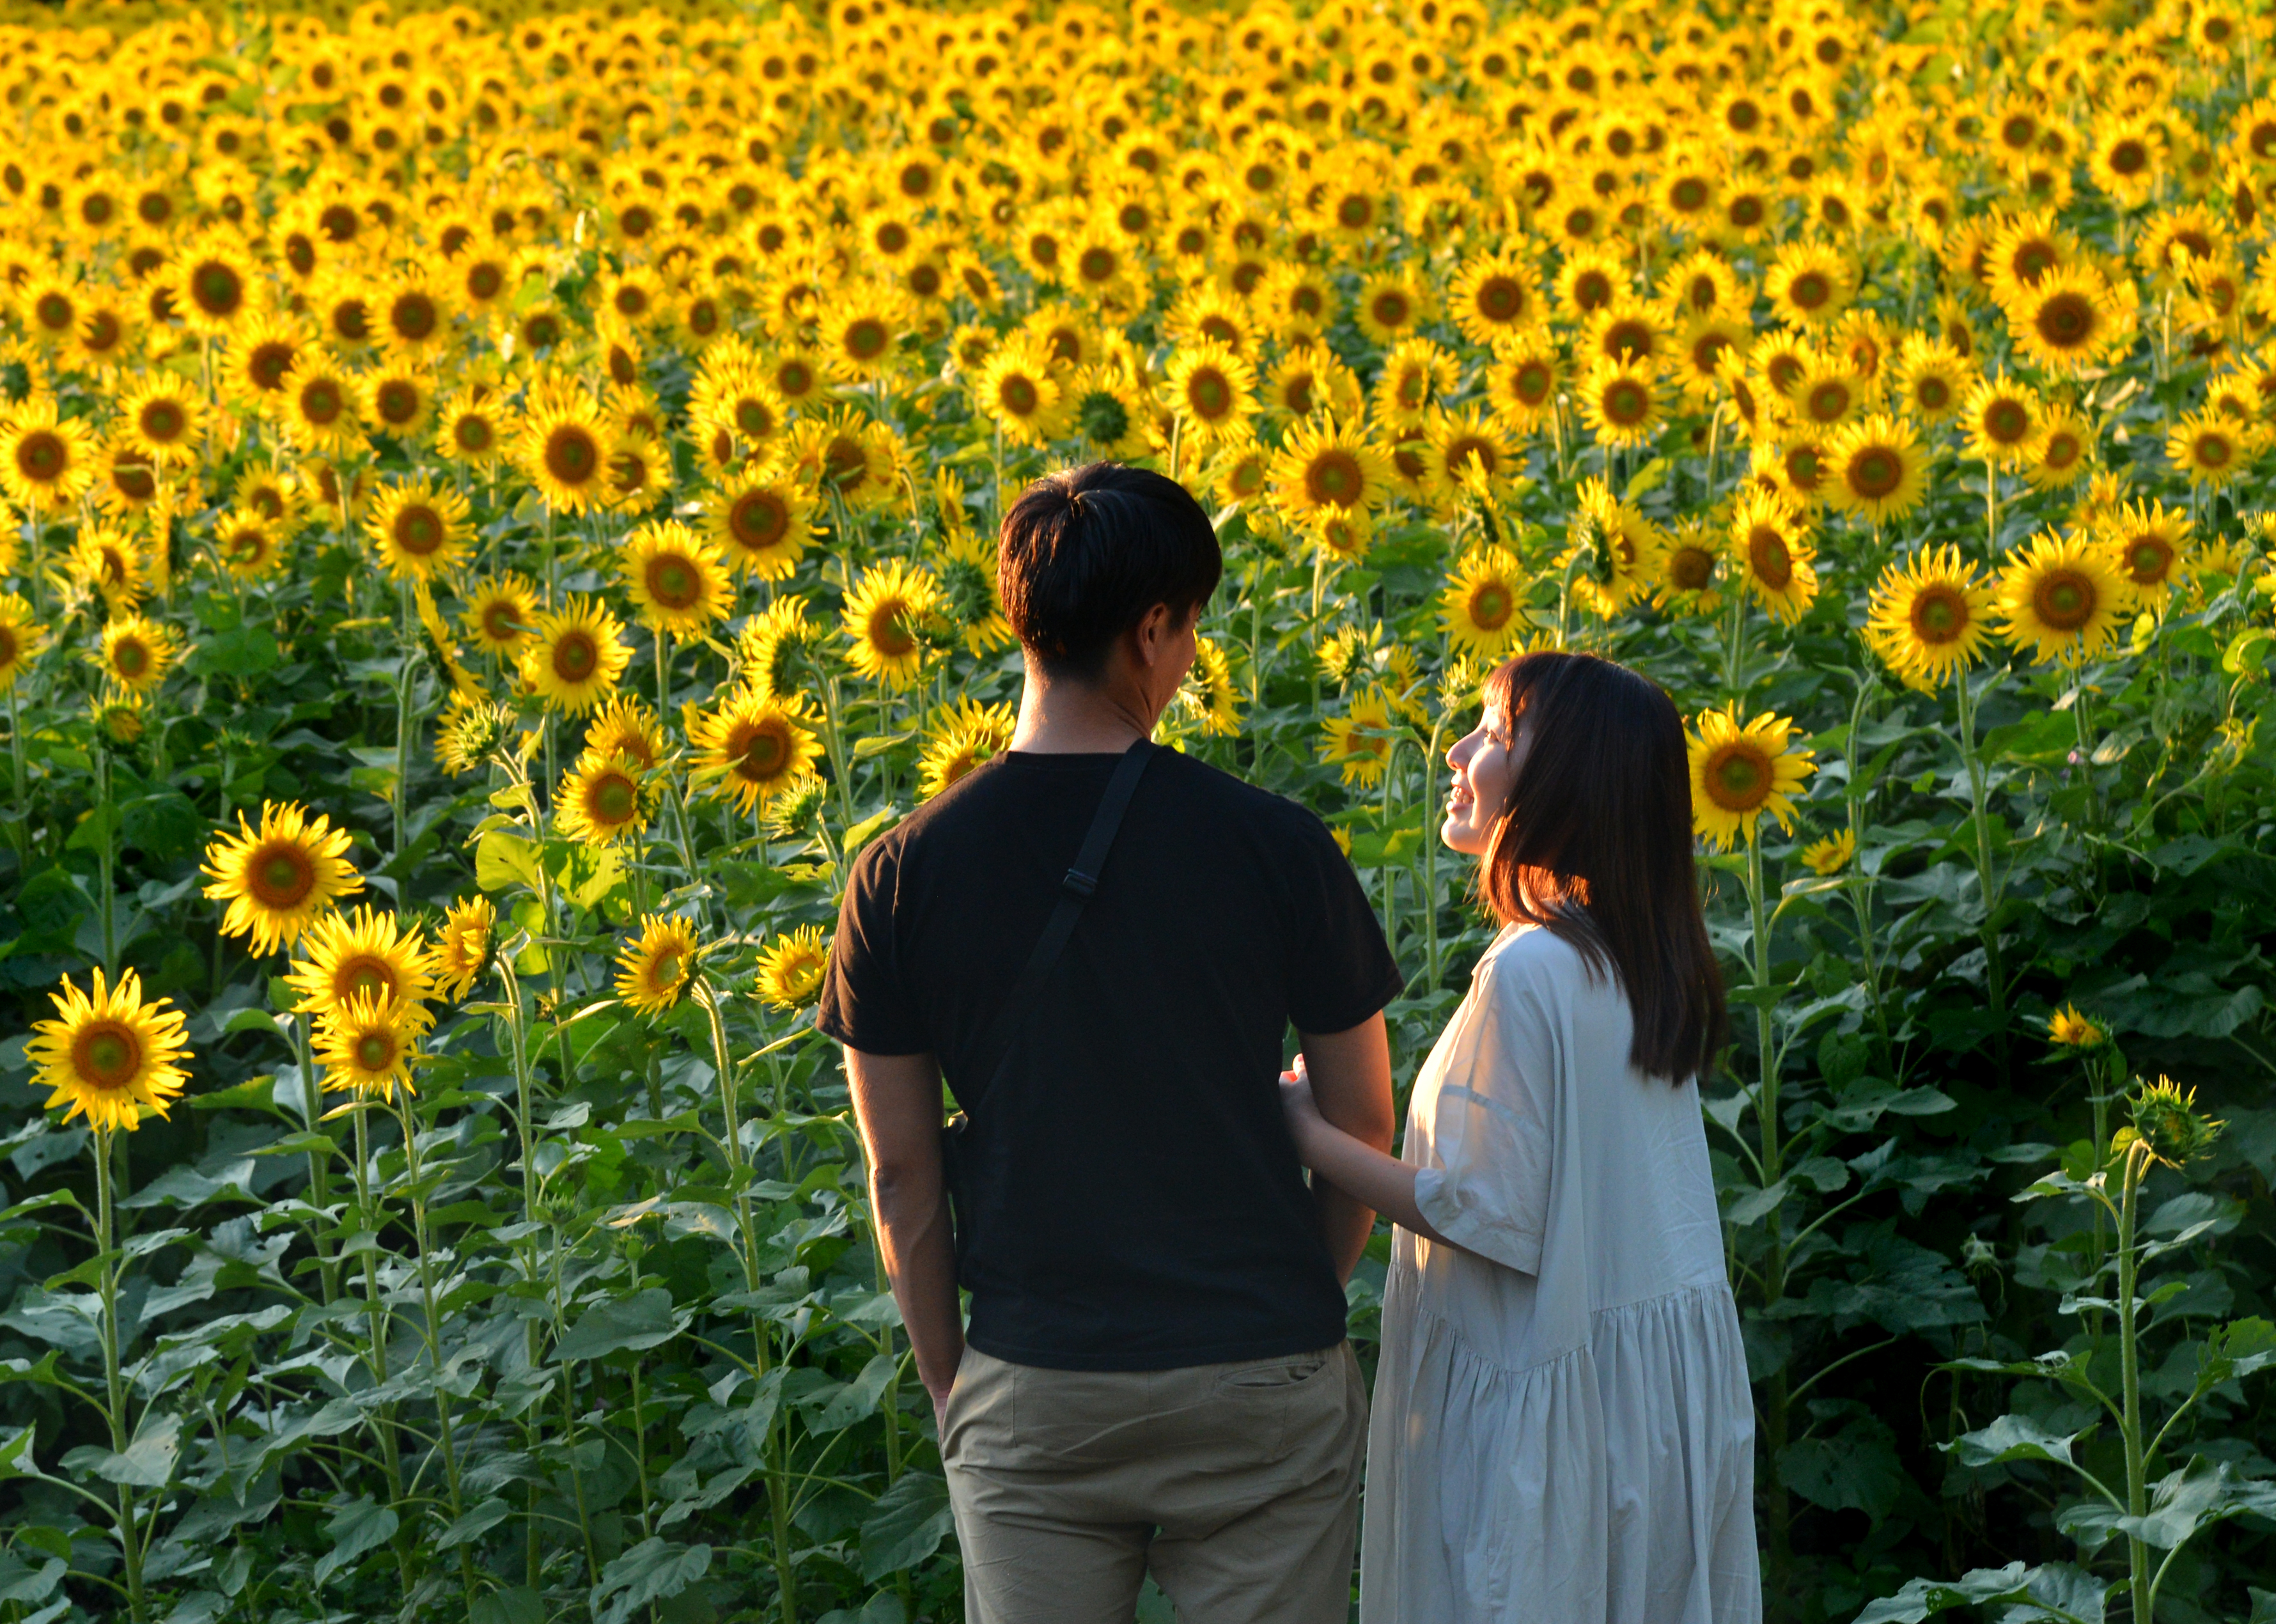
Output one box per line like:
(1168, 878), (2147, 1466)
(1293, 1011), (1397, 1283)
(845, 1048), (964, 1423)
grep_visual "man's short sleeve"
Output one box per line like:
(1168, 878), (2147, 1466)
(815, 838), (929, 1054)
(1282, 811), (1405, 1035)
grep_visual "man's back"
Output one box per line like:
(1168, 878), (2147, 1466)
(820, 744), (1401, 1369)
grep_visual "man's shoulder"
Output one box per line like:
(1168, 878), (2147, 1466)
(1153, 746), (1325, 835)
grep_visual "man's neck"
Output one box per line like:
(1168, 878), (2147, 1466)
(1009, 665), (1153, 754)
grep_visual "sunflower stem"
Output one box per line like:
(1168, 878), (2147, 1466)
(93, 738), (117, 979)
(91, 1129), (148, 1624)
(1955, 667), (2009, 1066)
(292, 992), (341, 1307)
(349, 1107), (414, 1595)
(393, 579), (415, 870)
(392, 1089), (481, 1612)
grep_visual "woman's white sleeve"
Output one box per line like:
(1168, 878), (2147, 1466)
(1410, 955), (1557, 1276)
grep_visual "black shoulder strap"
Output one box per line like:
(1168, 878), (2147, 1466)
(974, 738), (1157, 1084)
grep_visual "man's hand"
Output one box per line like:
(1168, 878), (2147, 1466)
(1293, 1013), (1396, 1282)
(845, 1049), (965, 1425)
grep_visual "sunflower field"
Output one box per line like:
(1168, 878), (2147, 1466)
(2, 0), (2276, 1618)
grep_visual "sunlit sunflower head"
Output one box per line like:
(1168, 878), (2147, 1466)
(756, 924), (831, 1010)
(68, 524), (146, 607)
(2025, 406), (2095, 491)
(974, 338), (1068, 447)
(1424, 406), (1518, 507)
(522, 596), (632, 715)
(1447, 251), (1539, 346)
(1371, 338), (1458, 430)
(555, 753), (651, 848)
(201, 799), (364, 954)
(460, 572), (539, 656)
(1440, 545), (1529, 657)
(2096, 498), (2192, 605)
(708, 469), (816, 581)
(2047, 1002), (2107, 1048)
(1894, 334), (1974, 424)
(1800, 828), (1855, 876)
(0, 596), (45, 692)
(518, 390), (611, 515)
(1824, 414), (1929, 524)
(918, 696), (1016, 800)
(1686, 705), (1816, 850)
(2003, 267), (2135, 371)
(0, 397), (98, 510)
(1321, 686), (1399, 787)
(1963, 376), (2041, 467)
(1864, 543), (1998, 691)
(738, 597), (818, 702)
(2165, 410), (2261, 489)
(1181, 636), (1242, 738)
(1764, 240), (1854, 329)
(1162, 341), (1257, 446)
(1563, 478), (1665, 618)
(277, 354), (365, 457)
(285, 903), (437, 1020)
(435, 395), (515, 471)
(433, 894), (495, 1001)
(1483, 328), (1564, 430)
(1353, 270), (1430, 347)
(211, 510), (285, 581)
(1653, 519), (1725, 615)
(581, 694), (667, 774)
(314, 993), (423, 1104)
(166, 232), (256, 336)
(690, 687), (823, 814)
(435, 692), (515, 777)
(96, 614), (179, 694)
(29, 966), (191, 1132)
(615, 913), (700, 1015)
(841, 559), (944, 689)
(1997, 529), (2130, 667)
(362, 478), (473, 582)
(619, 519), (732, 637)
(1270, 415), (1394, 526)
(1578, 355), (1665, 448)
(117, 376), (203, 466)
(1727, 489), (1821, 623)
(783, 406), (900, 513)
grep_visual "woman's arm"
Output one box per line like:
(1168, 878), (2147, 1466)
(1281, 1056), (1457, 1249)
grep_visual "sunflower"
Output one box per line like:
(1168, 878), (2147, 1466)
(2048, 1003), (2107, 1048)
(522, 597), (632, 715)
(211, 510), (284, 580)
(841, 559), (944, 689)
(1424, 407), (1518, 505)
(2165, 410), (2259, 488)
(616, 914), (699, 1015)
(1270, 416), (1394, 528)
(363, 478), (472, 582)
(201, 799), (364, 953)
(1183, 636), (1242, 738)
(1800, 829), (1855, 876)
(756, 924), (831, 1009)
(2004, 268), (2135, 371)
(1824, 415), (1929, 524)
(788, 408), (902, 512)
(285, 903), (437, 1020)
(1865, 545), (1998, 691)
(1, 398), (97, 510)
(361, 364), (435, 441)
(1447, 251), (1539, 347)
(1568, 479), (1664, 616)
(1686, 706), (1816, 849)
(98, 614), (178, 694)
(1162, 341), (1256, 446)
(117, 377), (202, 465)
(375, 267), (449, 358)
(690, 688), (823, 814)
(1440, 545), (1529, 657)
(973, 338), (1067, 446)
(1763, 240), (1853, 328)
(518, 391), (611, 515)
(620, 520), (732, 637)
(1354, 271), (1430, 346)
(27, 967), (191, 1132)
(278, 354), (364, 457)
(709, 469), (815, 581)
(1963, 377), (2041, 466)
(917, 696), (1016, 799)
(556, 753), (651, 848)
(817, 288), (906, 381)
(738, 599), (818, 702)
(1264, 344), (1362, 425)
(1484, 329), (1564, 430)
(68, 526), (146, 606)
(1578, 355), (1665, 448)
(1322, 687), (1399, 788)
(433, 894), (494, 1000)
(2025, 406), (2094, 490)
(1893, 334), (1972, 423)
(435, 396), (514, 471)
(1998, 530), (2130, 667)
(1653, 519), (1725, 615)
(1371, 338), (1457, 430)
(0, 597), (45, 692)
(461, 572), (538, 657)
(2097, 499), (2191, 605)
(166, 233), (256, 336)
(1729, 490), (1821, 623)
(314, 994), (422, 1103)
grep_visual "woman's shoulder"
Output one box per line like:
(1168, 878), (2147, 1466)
(1478, 922), (1598, 989)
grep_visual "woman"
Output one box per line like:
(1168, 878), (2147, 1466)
(1282, 650), (1760, 1624)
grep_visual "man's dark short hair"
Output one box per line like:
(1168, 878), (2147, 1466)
(997, 462), (1222, 680)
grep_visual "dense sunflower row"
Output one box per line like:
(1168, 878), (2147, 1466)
(1, 0), (2274, 1614)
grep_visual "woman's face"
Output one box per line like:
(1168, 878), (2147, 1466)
(1442, 701), (1531, 855)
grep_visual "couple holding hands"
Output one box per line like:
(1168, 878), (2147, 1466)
(821, 464), (1759, 1624)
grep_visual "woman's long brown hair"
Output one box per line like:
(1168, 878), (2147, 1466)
(1476, 650), (1726, 1083)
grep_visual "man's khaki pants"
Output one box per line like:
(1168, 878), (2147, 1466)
(940, 1342), (1368, 1623)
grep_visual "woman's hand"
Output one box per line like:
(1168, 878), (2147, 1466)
(1279, 1053), (1326, 1163)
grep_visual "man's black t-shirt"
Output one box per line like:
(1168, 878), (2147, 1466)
(817, 746), (1403, 1371)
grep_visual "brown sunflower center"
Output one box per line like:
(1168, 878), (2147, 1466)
(1983, 399), (2030, 444)
(545, 425), (600, 485)
(1473, 275), (1524, 322)
(2035, 292), (2095, 349)
(301, 381), (343, 425)
(591, 771), (638, 824)
(730, 490), (790, 550)
(72, 1021), (140, 1089)
(394, 505), (444, 555)
(375, 382), (420, 425)
(1846, 446), (1903, 499)
(253, 845), (315, 907)
(455, 415), (494, 453)
(336, 954), (398, 1003)
(1600, 379), (1651, 425)
(2126, 538), (2174, 584)
(391, 293), (438, 341)
(736, 719), (790, 779)
(997, 374), (1041, 417)
(192, 260), (244, 316)
(647, 555), (701, 609)
(1705, 743), (1773, 812)
(1468, 581), (1513, 630)
(1304, 449), (1363, 507)
(1787, 270), (1830, 311)
(867, 600), (916, 657)
(2033, 568), (2098, 631)
(552, 630), (598, 681)
(1185, 368), (1233, 418)
(355, 1032), (396, 1072)
(16, 430), (65, 482)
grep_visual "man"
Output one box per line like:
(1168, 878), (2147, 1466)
(818, 461), (1401, 1623)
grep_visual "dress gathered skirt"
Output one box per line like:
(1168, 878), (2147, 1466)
(1360, 925), (1761, 1624)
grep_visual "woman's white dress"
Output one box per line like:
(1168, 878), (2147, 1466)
(1361, 924), (1761, 1624)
